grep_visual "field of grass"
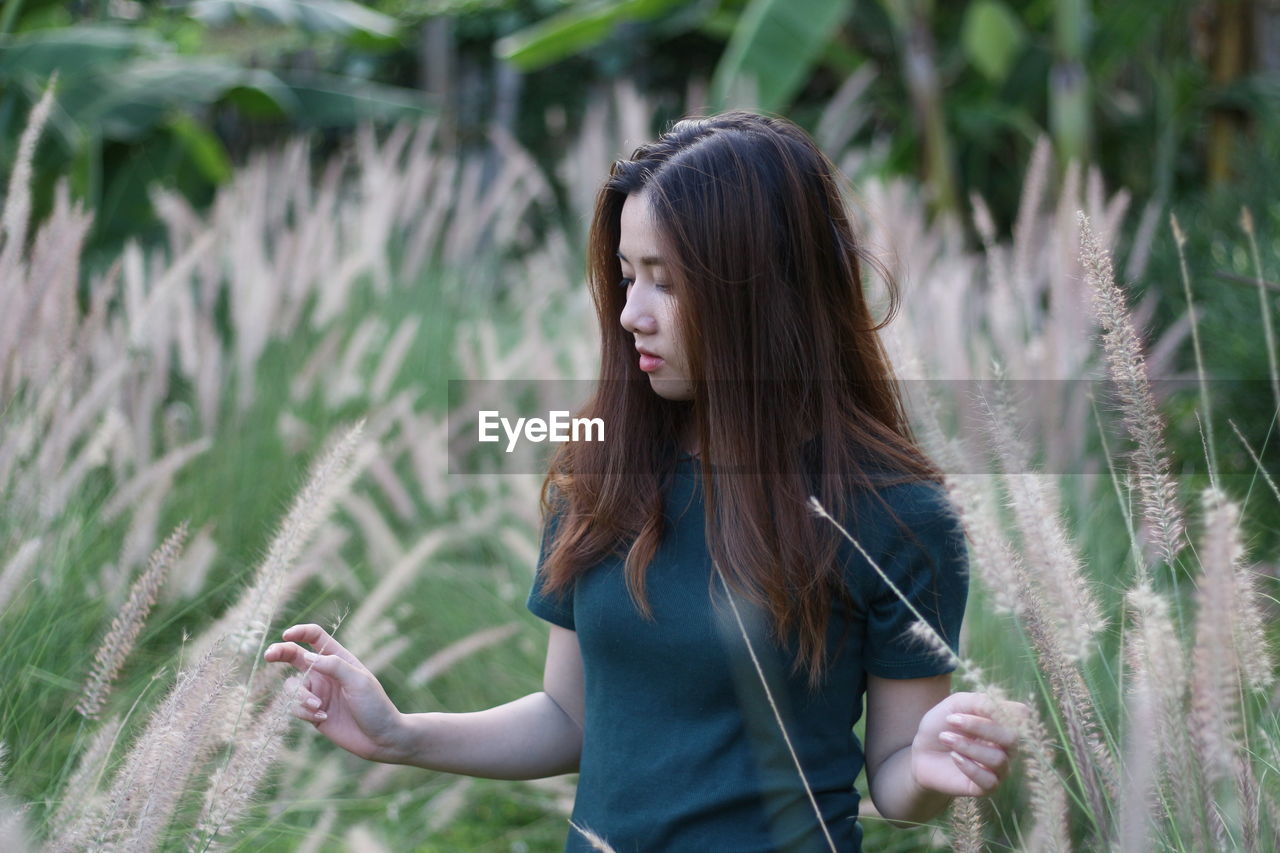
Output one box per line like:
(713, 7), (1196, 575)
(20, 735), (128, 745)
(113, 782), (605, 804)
(2, 80), (1279, 851)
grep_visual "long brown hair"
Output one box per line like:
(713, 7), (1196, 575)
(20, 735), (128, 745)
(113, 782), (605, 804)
(537, 110), (947, 691)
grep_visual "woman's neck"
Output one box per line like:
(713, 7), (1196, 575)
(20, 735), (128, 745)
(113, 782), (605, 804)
(680, 422), (700, 457)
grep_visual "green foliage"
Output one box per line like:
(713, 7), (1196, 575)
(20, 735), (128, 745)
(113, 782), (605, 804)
(0, 4), (433, 260)
(479, 0), (1273, 240)
(409, 781), (568, 850)
(0, 247), (558, 848)
(494, 0), (686, 71)
(276, 69), (436, 126)
(188, 0), (401, 37)
(961, 0), (1025, 84)
(1136, 136), (1280, 558)
(708, 0), (852, 113)
(4, 0), (1255, 276)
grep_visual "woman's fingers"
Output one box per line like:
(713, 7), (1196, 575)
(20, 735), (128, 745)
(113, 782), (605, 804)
(939, 731), (1008, 777)
(265, 640), (365, 690)
(930, 693), (1029, 796)
(283, 675), (328, 722)
(284, 675), (324, 709)
(945, 711), (1018, 750)
(280, 623), (364, 667)
(298, 648), (367, 692)
(950, 750), (999, 792)
(285, 698), (328, 724)
(264, 641), (318, 673)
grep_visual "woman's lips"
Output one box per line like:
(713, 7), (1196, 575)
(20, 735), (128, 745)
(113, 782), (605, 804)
(638, 353), (664, 372)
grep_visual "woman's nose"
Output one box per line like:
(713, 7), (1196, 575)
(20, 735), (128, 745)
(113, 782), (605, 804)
(619, 285), (657, 336)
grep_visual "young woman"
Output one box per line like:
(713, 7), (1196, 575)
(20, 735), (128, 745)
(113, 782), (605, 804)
(266, 111), (1028, 852)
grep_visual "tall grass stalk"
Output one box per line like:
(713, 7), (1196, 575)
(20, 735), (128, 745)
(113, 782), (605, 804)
(1078, 212), (1186, 567)
(1170, 214), (1219, 481)
(1014, 605), (1115, 840)
(968, 371), (1117, 838)
(1116, 675), (1155, 853)
(0, 72), (56, 278)
(569, 820), (619, 852)
(805, 500), (1015, 717)
(190, 419), (369, 667)
(0, 536), (42, 613)
(980, 368), (1108, 661)
(0, 747), (33, 851)
(46, 716), (122, 835)
(1088, 390), (1147, 584)
(946, 794), (986, 853)
(712, 562), (839, 853)
(77, 522), (189, 720)
(1189, 489), (1259, 803)
(68, 641), (236, 852)
(189, 688), (292, 852)
(1121, 580), (1202, 849)
(807, 496), (1073, 850)
(1228, 419), (1280, 506)
(1240, 207), (1280, 416)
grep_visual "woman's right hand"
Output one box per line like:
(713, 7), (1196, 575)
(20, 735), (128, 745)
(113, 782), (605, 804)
(264, 623), (408, 763)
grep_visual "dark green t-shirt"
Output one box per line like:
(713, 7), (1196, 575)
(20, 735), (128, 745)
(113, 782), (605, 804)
(526, 453), (969, 853)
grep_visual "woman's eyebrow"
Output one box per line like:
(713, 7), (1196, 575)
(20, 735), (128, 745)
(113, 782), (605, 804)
(616, 250), (665, 266)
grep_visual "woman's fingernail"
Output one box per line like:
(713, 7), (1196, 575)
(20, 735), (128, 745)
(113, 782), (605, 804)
(946, 714), (964, 725)
(939, 731), (959, 745)
(303, 651), (318, 663)
(306, 697), (321, 709)
(314, 711), (327, 721)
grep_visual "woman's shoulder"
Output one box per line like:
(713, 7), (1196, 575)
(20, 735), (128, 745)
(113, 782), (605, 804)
(840, 474), (962, 555)
(834, 475), (967, 602)
(865, 476), (953, 516)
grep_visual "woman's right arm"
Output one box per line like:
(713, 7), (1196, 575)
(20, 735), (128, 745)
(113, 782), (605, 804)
(265, 622), (584, 781)
(393, 623), (584, 779)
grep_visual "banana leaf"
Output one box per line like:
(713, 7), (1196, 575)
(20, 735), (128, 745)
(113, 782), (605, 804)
(276, 70), (433, 127)
(495, 0), (686, 71)
(0, 24), (164, 76)
(709, 0), (853, 113)
(186, 0), (400, 38)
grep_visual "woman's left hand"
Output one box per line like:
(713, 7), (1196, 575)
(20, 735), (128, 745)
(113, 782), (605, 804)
(910, 691), (1030, 797)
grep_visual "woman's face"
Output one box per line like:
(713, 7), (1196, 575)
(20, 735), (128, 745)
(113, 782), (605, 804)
(618, 191), (694, 402)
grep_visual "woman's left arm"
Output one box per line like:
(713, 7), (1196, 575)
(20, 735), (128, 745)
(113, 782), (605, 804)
(864, 674), (1028, 829)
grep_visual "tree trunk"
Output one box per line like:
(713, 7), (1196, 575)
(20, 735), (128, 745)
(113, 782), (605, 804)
(420, 16), (457, 149)
(1050, 0), (1091, 167)
(1256, 0), (1280, 73)
(1206, 0), (1252, 186)
(883, 0), (959, 218)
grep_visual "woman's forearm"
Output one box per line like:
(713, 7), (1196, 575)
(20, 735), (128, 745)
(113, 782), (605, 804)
(869, 745), (955, 828)
(381, 691), (583, 780)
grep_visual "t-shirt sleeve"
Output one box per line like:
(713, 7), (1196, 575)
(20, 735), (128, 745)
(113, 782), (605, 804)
(860, 482), (969, 679)
(525, 505), (575, 630)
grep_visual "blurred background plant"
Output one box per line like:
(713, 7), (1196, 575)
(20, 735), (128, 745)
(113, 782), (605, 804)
(1, 0), (1278, 850)
(5, 1), (1278, 259)
(0, 0), (431, 265)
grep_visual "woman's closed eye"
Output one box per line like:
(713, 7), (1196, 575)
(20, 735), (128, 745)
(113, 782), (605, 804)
(618, 277), (671, 293)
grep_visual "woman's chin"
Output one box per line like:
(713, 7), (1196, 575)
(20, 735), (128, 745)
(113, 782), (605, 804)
(647, 377), (695, 402)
